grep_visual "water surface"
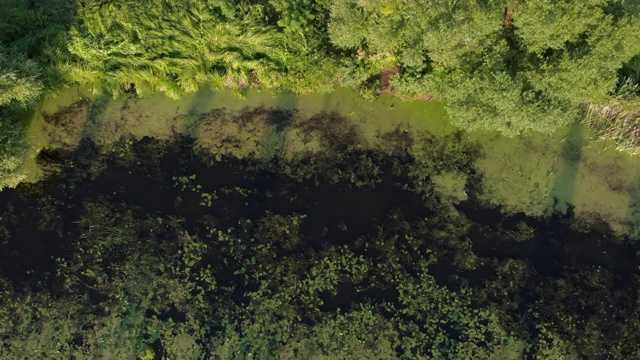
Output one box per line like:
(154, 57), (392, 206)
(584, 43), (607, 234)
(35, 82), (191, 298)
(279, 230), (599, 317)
(20, 86), (640, 238)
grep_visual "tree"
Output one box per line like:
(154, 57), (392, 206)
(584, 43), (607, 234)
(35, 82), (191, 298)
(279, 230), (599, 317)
(327, 0), (640, 135)
(0, 48), (43, 108)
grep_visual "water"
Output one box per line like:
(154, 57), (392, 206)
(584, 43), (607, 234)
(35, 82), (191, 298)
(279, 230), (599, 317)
(4, 87), (640, 279)
(2, 134), (638, 289)
(4, 93), (640, 358)
(22, 86), (640, 238)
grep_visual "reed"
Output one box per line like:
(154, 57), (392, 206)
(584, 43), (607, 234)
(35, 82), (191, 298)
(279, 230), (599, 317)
(582, 102), (640, 155)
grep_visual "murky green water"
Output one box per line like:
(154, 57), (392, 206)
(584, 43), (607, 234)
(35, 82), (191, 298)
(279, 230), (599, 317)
(20, 87), (640, 238)
(5, 87), (640, 359)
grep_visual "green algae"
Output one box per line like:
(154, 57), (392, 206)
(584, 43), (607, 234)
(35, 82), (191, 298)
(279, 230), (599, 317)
(17, 87), (640, 239)
(471, 123), (640, 236)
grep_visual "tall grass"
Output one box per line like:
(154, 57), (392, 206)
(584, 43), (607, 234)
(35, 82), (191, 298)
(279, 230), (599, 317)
(582, 102), (640, 154)
(65, 0), (335, 98)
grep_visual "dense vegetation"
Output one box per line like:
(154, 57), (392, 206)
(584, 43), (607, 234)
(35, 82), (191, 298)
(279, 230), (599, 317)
(50, 0), (640, 134)
(2, 1), (640, 358)
(2, 116), (640, 358)
(2, 1), (640, 121)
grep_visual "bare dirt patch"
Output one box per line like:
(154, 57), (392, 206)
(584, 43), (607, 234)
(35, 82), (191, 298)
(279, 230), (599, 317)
(379, 66), (401, 93)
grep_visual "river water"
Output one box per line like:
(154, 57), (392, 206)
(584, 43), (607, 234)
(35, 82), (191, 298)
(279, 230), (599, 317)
(3, 87), (640, 359)
(19, 87), (640, 239)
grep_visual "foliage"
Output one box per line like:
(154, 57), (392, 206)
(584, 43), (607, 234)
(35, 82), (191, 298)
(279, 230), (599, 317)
(0, 107), (28, 189)
(0, 48), (43, 108)
(63, 0), (336, 97)
(617, 55), (640, 97)
(268, 0), (330, 41)
(0, 0), (73, 190)
(327, 0), (640, 135)
(0, 0), (71, 98)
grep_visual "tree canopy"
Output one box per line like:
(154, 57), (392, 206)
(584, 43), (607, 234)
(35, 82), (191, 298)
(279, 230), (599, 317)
(328, 0), (640, 134)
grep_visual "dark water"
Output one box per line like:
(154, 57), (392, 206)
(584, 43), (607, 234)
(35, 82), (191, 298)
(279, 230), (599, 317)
(0, 136), (638, 294)
(457, 200), (639, 276)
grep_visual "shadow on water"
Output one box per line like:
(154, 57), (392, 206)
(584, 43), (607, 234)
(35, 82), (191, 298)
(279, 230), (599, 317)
(0, 137), (428, 290)
(257, 92), (297, 159)
(2, 125), (640, 360)
(462, 205), (640, 277)
(270, 91), (298, 111)
(3, 134), (640, 294)
(459, 115), (639, 277)
(626, 173), (640, 242)
(185, 87), (216, 115)
(546, 121), (587, 216)
(167, 87), (217, 138)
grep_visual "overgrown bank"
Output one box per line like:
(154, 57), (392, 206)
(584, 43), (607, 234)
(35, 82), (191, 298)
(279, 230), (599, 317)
(2, 0), (640, 190)
(2, 109), (640, 359)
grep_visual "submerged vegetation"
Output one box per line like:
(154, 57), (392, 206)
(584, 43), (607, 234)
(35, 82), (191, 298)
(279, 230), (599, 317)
(2, 110), (640, 358)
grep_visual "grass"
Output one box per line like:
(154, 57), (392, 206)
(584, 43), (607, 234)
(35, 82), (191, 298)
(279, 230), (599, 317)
(582, 102), (640, 155)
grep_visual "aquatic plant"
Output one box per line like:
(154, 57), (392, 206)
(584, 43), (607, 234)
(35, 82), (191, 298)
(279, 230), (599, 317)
(2, 134), (640, 357)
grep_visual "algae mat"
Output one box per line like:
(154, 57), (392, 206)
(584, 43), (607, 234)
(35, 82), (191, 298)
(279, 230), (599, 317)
(21, 87), (640, 239)
(472, 123), (640, 237)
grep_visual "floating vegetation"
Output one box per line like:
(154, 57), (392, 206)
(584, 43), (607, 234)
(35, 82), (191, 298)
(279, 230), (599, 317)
(2, 108), (640, 358)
